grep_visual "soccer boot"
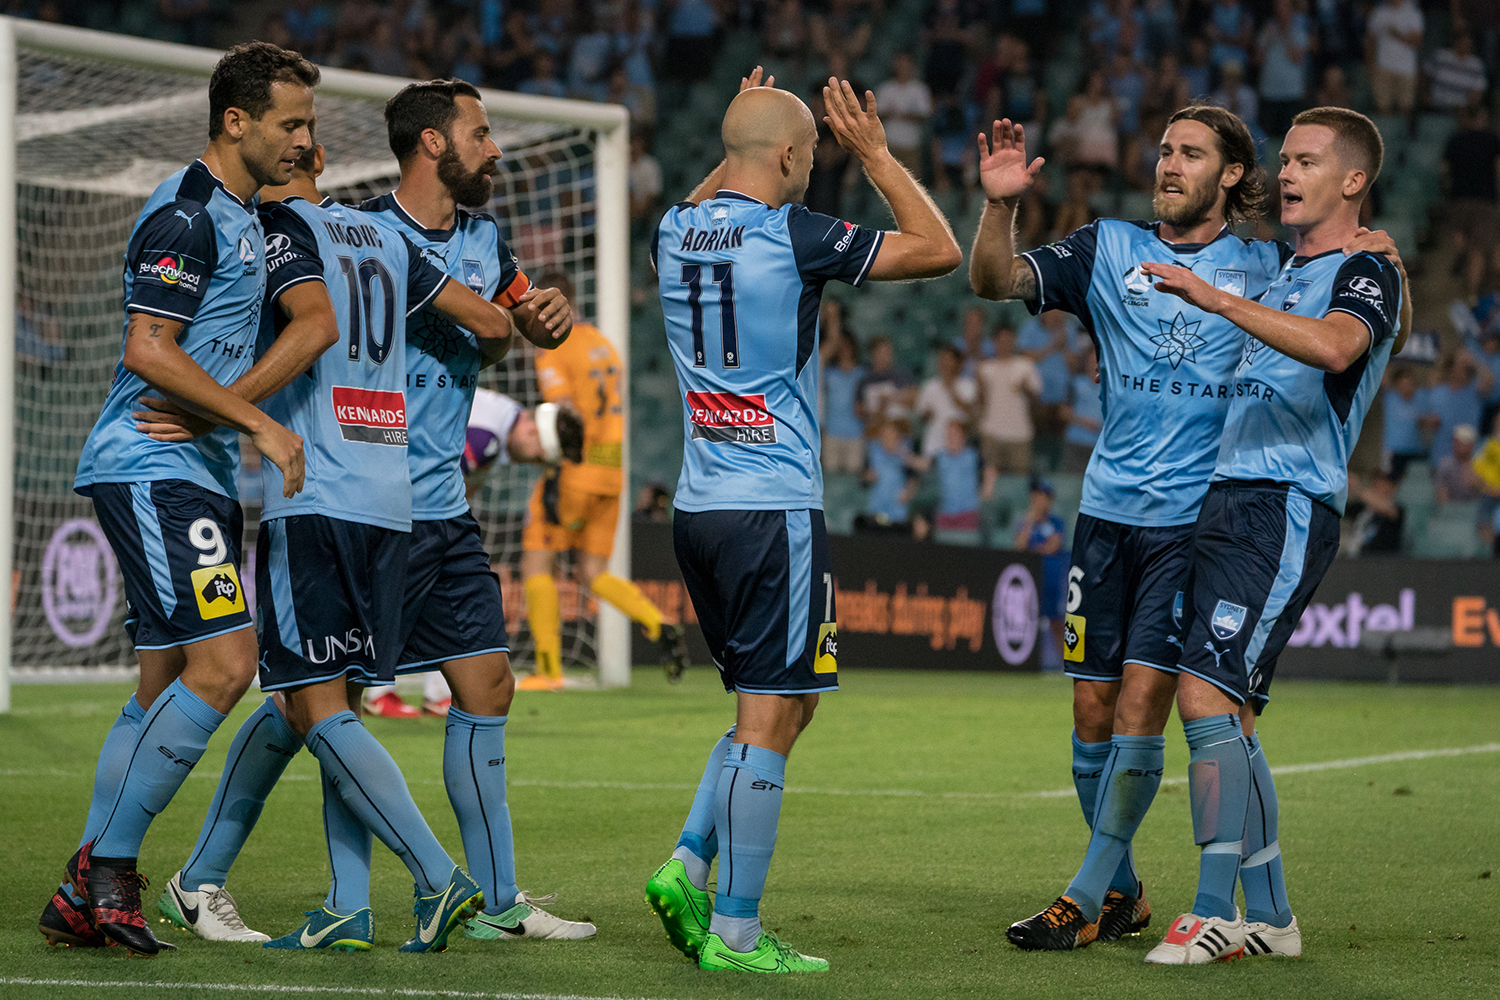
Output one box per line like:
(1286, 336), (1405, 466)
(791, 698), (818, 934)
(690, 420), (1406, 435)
(698, 930), (829, 973)
(264, 907), (374, 951)
(39, 888), (111, 948)
(659, 623), (690, 683)
(1006, 895), (1099, 951)
(158, 870), (270, 942)
(1095, 884), (1152, 942)
(1243, 915), (1302, 957)
(644, 858), (711, 958)
(368, 690), (421, 719)
(464, 890), (597, 941)
(67, 842), (163, 957)
(517, 673), (565, 692)
(1144, 911), (1247, 964)
(398, 867), (484, 953)
(421, 697), (451, 718)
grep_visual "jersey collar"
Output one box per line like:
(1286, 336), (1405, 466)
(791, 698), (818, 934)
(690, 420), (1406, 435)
(715, 189), (769, 206)
(319, 196), (336, 208)
(1290, 247), (1344, 267)
(1153, 221), (1234, 255)
(191, 159), (256, 214)
(386, 191), (466, 242)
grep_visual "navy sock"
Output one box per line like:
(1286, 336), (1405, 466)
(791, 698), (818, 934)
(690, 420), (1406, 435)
(673, 726), (735, 889)
(1064, 733), (1164, 920)
(1241, 733), (1293, 927)
(181, 697), (300, 891)
(1184, 714), (1251, 921)
(442, 707), (519, 914)
(305, 711), (454, 895)
(710, 743), (785, 947)
(321, 765), (373, 913)
(1072, 731), (1141, 897)
(92, 679), (226, 859)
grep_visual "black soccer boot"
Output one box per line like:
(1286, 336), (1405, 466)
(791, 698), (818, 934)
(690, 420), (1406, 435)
(1096, 884), (1152, 942)
(659, 623), (690, 683)
(1006, 895), (1100, 951)
(67, 842), (164, 956)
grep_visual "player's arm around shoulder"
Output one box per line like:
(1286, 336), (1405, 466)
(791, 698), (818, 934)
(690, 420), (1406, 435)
(820, 78), (962, 281)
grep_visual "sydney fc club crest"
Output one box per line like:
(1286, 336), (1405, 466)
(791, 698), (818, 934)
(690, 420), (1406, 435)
(1211, 599), (1248, 640)
(1282, 279), (1311, 312)
(462, 260), (485, 294)
(1214, 269), (1247, 297)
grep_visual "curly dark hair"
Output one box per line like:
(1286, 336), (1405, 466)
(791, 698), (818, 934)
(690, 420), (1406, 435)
(208, 42), (320, 140)
(385, 79), (483, 162)
(1166, 105), (1268, 224)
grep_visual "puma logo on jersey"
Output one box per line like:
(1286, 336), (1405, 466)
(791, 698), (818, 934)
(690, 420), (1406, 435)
(174, 209), (199, 228)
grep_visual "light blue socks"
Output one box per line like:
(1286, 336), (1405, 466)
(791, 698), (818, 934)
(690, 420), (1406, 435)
(1241, 732), (1293, 927)
(1064, 733), (1165, 921)
(708, 743), (786, 952)
(443, 707), (519, 914)
(1185, 714), (1251, 921)
(1071, 732), (1144, 897)
(672, 725), (736, 891)
(321, 765), (373, 913)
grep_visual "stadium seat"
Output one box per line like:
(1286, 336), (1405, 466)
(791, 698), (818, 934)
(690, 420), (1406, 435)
(1413, 502), (1482, 558)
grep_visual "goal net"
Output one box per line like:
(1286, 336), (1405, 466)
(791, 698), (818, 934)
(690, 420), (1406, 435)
(0, 19), (631, 706)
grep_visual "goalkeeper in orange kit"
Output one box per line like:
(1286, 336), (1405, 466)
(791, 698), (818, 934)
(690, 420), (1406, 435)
(519, 270), (690, 690)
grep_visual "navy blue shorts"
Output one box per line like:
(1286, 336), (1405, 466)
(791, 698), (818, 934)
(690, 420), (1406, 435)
(256, 515), (409, 691)
(673, 508), (838, 696)
(1063, 512), (1194, 681)
(396, 513), (509, 672)
(91, 480), (251, 650)
(1176, 481), (1341, 712)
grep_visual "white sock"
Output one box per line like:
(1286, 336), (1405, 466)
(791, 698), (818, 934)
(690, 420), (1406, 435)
(365, 685), (396, 703)
(424, 671), (451, 702)
(709, 913), (761, 952)
(671, 846), (710, 891)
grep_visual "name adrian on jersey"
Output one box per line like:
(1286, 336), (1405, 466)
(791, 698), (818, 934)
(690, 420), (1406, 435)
(331, 386), (408, 445)
(677, 225), (747, 253)
(685, 390), (777, 444)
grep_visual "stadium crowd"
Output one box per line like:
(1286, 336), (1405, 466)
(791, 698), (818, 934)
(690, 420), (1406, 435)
(8, 0), (1500, 559)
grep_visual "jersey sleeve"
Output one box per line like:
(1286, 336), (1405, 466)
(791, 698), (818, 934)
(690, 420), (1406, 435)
(491, 229), (532, 308)
(259, 203), (325, 308)
(1325, 252), (1401, 355)
(401, 235), (450, 316)
(785, 204), (885, 286)
(125, 199), (218, 321)
(1019, 221), (1099, 317)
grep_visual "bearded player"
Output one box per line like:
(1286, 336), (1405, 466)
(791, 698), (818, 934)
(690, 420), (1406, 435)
(518, 268), (691, 692)
(971, 107), (1403, 951)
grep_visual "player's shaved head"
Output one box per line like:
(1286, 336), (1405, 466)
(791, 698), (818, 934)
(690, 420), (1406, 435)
(722, 87), (816, 161)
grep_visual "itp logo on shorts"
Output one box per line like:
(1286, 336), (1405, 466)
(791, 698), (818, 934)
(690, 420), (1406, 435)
(192, 563), (245, 620)
(814, 622), (838, 674)
(1211, 599), (1247, 640)
(1063, 613), (1086, 662)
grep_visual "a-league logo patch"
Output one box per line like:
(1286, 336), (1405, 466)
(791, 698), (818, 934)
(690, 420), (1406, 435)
(814, 623), (838, 674)
(191, 563), (245, 620)
(1214, 269), (1247, 297)
(1210, 599), (1247, 640)
(1063, 613), (1086, 662)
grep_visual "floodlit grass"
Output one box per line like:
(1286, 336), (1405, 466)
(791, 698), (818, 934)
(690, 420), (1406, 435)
(1, 670), (1496, 999)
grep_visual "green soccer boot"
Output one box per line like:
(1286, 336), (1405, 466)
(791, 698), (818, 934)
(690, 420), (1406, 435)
(698, 930), (830, 973)
(263, 907), (374, 951)
(398, 867), (484, 953)
(645, 858), (712, 959)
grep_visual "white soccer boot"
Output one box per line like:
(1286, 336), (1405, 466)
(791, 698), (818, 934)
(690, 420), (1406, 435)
(464, 890), (597, 941)
(1243, 915), (1302, 957)
(158, 870), (271, 943)
(1143, 910), (1246, 964)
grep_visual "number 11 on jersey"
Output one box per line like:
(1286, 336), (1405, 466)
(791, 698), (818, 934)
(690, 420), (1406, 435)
(681, 262), (739, 369)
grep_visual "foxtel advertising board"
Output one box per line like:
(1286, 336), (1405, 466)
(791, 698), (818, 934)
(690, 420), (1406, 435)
(631, 522), (1044, 671)
(1273, 559), (1500, 684)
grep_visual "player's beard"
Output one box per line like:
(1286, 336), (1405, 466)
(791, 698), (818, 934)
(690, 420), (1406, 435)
(437, 148), (497, 208)
(1153, 172), (1221, 229)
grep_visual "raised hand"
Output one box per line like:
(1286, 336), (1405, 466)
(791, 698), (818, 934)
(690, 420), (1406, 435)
(977, 119), (1044, 204)
(822, 78), (887, 163)
(740, 65), (775, 92)
(1139, 260), (1223, 312)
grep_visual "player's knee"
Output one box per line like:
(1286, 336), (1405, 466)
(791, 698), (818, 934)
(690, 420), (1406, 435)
(1114, 668), (1177, 735)
(1071, 681), (1117, 742)
(797, 693), (820, 733)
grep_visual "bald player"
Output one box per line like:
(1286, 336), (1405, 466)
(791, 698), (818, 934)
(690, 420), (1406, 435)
(644, 70), (961, 974)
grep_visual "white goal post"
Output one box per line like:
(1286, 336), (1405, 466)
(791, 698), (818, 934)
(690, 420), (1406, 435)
(0, 17), (634, 713)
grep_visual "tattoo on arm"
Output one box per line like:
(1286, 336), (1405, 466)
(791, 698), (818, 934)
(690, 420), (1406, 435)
(148, 322), (164, 338)
(1011, 257), (1037, 301)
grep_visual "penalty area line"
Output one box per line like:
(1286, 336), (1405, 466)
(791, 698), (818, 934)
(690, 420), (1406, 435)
(0, 979), (683, 1000)
(1024, 741), (1500, 798)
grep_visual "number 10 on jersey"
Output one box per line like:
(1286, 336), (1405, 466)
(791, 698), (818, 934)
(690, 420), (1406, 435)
(681, 262), (739, 369)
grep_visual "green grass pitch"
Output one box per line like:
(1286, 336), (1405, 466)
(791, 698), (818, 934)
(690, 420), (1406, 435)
(1, 670), (1496, 1000)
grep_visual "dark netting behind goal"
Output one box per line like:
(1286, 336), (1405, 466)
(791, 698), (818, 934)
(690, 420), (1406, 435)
(13, 45), (606, 673)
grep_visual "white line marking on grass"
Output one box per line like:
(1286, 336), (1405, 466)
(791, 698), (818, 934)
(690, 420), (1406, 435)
(1024, 742), (1500, 797)
(0, 979), (681, 1000)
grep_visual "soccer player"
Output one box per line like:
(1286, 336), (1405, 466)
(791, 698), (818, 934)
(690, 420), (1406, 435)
(366, 388), (585, 717)
(969, 108), (1402, 951)
(359, 78), (595, 942)
(518, 268), (691, 692)
(645, 69), (961, 974)
(140, 133), (519, 950)
(1137, 108), (1405, 964)
(38, 43), (316, 957)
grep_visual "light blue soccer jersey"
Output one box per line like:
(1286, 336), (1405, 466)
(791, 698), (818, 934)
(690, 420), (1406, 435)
(1214, 249), (1402, 514)
(653, 191), (884, 511)
(1022, 220), (1291, 526)
(358, 194), (529, 520)
(75, 160), (266, 498)
(256, 197), (450, 529)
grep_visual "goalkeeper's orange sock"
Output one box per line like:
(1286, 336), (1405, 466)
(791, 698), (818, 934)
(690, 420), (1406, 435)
(590, 572), (664, 641)
(524, 574), (562, 680)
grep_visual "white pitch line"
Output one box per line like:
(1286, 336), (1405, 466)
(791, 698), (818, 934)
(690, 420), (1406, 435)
(1024, 741), (1500, 798)
(0, 980), (679, 1000)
